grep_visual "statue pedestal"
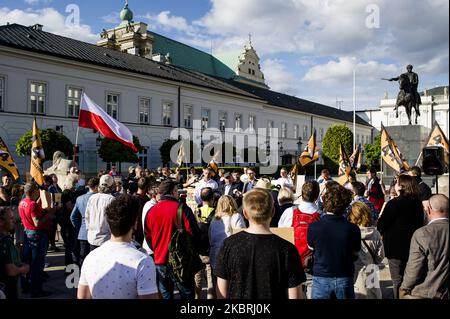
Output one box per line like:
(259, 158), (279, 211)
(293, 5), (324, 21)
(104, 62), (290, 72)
(382, 125), (430, 176)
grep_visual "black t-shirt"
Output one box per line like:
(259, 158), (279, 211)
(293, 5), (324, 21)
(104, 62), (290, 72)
(214, 231), (306, 299)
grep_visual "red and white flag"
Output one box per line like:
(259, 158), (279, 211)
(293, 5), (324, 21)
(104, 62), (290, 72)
(79, 93), (137, 151)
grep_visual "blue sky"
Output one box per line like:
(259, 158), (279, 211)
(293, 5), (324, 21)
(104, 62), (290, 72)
(1, 0), (448, 110)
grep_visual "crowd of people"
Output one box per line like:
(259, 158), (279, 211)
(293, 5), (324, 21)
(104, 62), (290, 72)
(0, 163), (448, 300)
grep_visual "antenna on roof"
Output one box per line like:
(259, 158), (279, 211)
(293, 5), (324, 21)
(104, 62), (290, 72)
(248, 33), (252, 47)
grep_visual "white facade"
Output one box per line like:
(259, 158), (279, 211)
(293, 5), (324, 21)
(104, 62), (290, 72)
(357, 89), (449, 137)
(0, 43), (372, 176)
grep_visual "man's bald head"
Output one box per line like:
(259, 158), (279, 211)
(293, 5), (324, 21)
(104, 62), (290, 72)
(429, 194), (449, 217)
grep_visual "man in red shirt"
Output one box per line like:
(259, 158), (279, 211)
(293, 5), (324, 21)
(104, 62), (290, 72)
(19, 183), (56, 298)
(143, 179), (200, 299)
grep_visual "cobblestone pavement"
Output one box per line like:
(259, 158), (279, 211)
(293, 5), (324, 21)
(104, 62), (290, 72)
(22, 240), (394, 299)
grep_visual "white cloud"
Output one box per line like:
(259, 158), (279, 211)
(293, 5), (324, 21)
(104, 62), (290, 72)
(303, 57), (398, 84)
(0, 7), (98, 43)
(144, 11), (194, 33)
(24, 0), (52, 5)
(101, 12), (120, 24)
(261, 59), (299, 95)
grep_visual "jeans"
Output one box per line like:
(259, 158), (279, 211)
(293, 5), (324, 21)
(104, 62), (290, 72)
(155, 264), (195, 300)
(23, 230), (48, 294)
(78, 240), (91, 267)
(311, 276), (355, 299)
(388, 258), (407, 299)
(194, 255), (214, 299)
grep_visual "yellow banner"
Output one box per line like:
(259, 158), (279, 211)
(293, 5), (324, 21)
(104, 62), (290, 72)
(426, 121), (449, 166)
(0, 136), (20, 180)
(338, 143), (352, 185)
(299, 130), (319, 167)
(350, 144), (363, 172)
(30, 119), (45, 186)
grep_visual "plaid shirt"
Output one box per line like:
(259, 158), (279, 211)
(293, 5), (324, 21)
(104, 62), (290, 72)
(345, 196), (379, 224)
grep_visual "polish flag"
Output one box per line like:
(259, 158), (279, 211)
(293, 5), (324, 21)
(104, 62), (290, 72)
(79, 93), (137, 151)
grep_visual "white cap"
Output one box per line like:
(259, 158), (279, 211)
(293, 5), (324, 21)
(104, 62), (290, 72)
(99, 174), (114, 187)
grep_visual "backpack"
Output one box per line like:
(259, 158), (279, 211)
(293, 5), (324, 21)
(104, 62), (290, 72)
(196, 206), (216, 256)
(292, 208), (321, 274)
(168, 204), (204, 283)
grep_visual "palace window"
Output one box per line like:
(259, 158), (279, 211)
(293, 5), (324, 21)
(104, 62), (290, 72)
(267, 120), (274, 137)
(201, 108), (210, 130)
(106, 93), (119, 119)
(293, 124), (299, 139)
(138, 147), (148, 169)
(303, 125), (309, 139)
(67, 87), (82, 117)
(248, 115), (255, 133)
(139, 97), (151, 124)
(162, 101), (173, 126)
(0, 76), (4, 111)
(281, 122), (287, 138)
(319, 127), (324, 141)
(219, 111), (227, 131)
(30, 81), (46, 114)
(234, 114), (242, 132)
(183, 105), (192, 128)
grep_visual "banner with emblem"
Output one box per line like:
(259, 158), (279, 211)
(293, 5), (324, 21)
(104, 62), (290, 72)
(30, 119), (45, 186)
(350, 143), (363, 172)
(176, 142), (186, 167)
(425, 120), (449, 167)
(381, 124), (410, 173)
(0, 136), (20, 180)
(337, 143), (352, 185)
(299, 129), (319, 166)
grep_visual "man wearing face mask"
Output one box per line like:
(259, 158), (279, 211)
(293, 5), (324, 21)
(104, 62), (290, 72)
(400, 194), (449, 299)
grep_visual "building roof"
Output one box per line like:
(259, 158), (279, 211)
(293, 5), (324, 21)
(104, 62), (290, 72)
(420, 85), (449, 96)
(0, 23), (258, 99)
(0, 23), (371, 127)
(150, 31), (236, 79)
(225, 80), (372, 127)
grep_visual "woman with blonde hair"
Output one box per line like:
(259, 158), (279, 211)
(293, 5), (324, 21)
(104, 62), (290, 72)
(349, 202), (384, 299)
(208, 195), (246, 291)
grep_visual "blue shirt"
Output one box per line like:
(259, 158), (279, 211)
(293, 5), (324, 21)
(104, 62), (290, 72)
(307, 214), (361, 278)
(70, 191), (95, 241)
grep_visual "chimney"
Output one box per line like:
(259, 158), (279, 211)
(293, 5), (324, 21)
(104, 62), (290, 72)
(30, 24), (43, 31)
(127, 47), (139, 56)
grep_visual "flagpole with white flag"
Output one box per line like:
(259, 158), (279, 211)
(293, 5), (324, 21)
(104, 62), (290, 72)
(353, 69), (356, 150)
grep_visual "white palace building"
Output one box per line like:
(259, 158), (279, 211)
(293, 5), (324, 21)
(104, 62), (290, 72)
(0, 2), (372, 176)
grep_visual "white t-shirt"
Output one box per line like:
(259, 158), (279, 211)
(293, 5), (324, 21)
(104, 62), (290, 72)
(277, 177), (294, 189)
(79, 241), (158, 299)
(278, 201), (319, 227)
(85, 193), (115, 247)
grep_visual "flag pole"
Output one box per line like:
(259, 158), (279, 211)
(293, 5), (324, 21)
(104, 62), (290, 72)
(72, 124), (80, 168)
(353, 69), (356, 151)
(415, 151), (423, 167)
(314, 160), (317, 180)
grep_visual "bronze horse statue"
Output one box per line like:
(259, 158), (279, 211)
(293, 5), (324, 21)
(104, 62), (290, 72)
(386, 65), (421, 125)
(391, 74), (420, 125)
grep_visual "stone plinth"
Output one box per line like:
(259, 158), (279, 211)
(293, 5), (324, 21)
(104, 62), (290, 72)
(382, 125), (430, 176)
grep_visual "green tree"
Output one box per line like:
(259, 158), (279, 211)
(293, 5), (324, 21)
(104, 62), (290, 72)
(16, 128), (74, 163)
(98, 136), (143, 170)
(159, 139), (179, 166)
(322, 124), (353, 172)
(364, 132), (381, 168)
